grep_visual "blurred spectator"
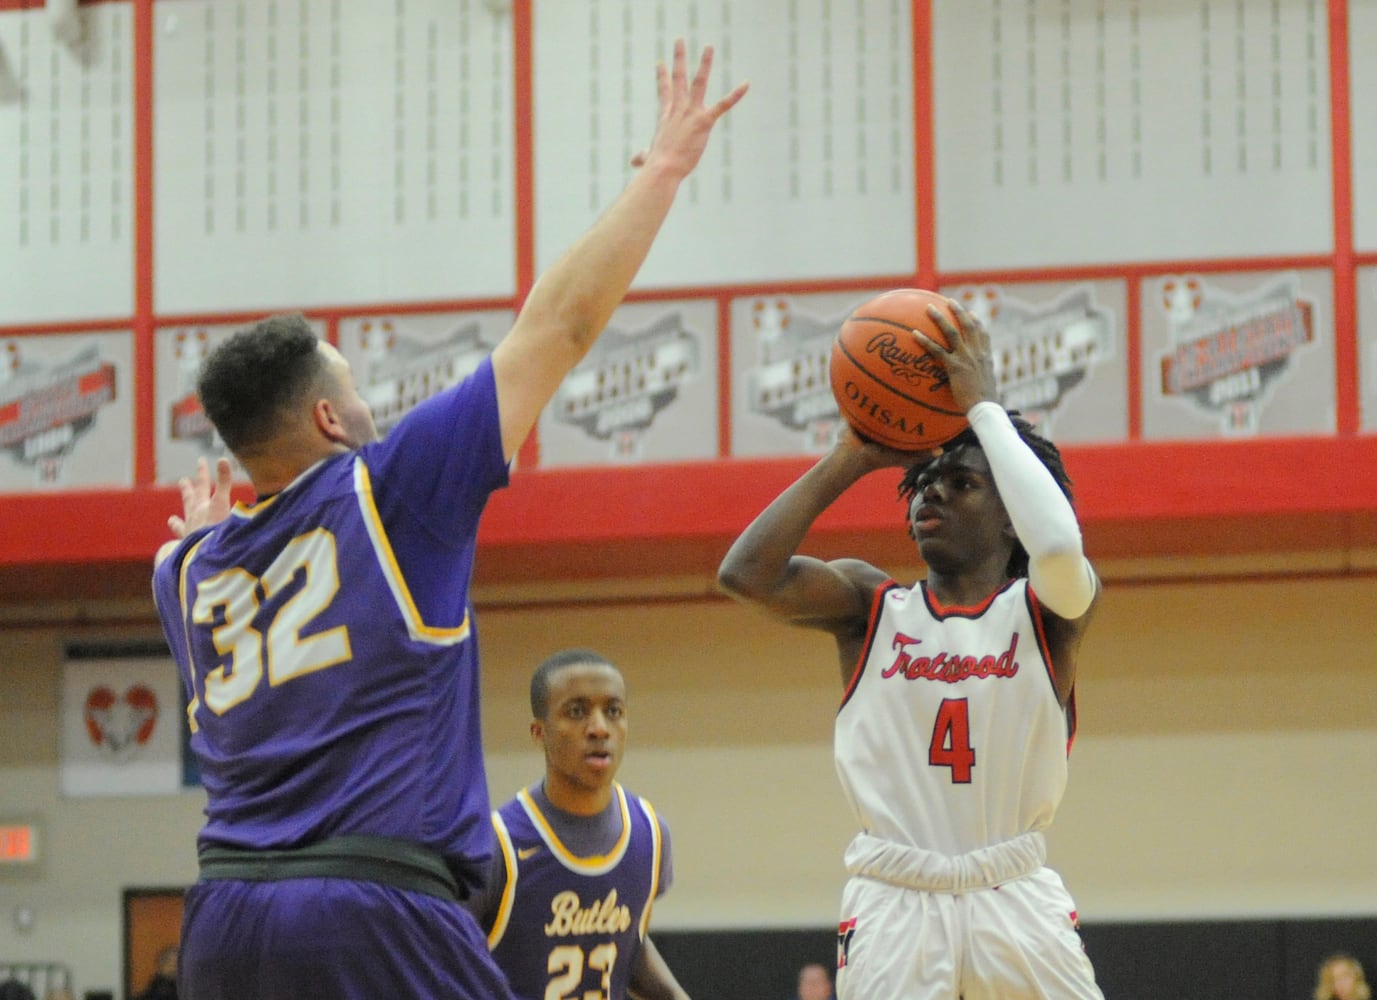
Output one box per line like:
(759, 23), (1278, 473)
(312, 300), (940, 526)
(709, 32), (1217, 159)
(794, 962), (835, 1000)
(1314, 953), (1372, 1000)
(0, 981), (36, 1000)
(132, 947), (178, 1000)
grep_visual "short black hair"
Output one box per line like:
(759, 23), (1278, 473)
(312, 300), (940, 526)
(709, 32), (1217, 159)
(897, 411), (1073, 579)
(530, 648), (617, 718)
(196, 313), (329, 455)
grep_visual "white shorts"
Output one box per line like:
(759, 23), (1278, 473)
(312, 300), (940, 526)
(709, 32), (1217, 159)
(834, 867), (1103, 1000)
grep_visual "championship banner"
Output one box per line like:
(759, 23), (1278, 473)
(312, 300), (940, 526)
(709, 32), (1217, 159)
(60, 652), (185, 797)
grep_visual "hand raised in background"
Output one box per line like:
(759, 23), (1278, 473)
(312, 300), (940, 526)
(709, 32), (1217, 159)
(629, 39), (749, 173)
(167, 456), (234, 539)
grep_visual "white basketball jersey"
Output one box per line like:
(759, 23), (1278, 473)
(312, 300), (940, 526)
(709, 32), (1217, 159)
(834, 579), (1074, 856)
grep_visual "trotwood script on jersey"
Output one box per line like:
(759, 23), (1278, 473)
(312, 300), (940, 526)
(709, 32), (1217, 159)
(881, 632), (1021, 682)
(544, 889), (633, 937)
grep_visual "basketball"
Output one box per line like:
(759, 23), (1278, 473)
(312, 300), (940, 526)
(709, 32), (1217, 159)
(828, 288), (967, 450)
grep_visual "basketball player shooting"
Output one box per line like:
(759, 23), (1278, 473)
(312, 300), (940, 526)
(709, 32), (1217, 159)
(718, 299), (1106, 999)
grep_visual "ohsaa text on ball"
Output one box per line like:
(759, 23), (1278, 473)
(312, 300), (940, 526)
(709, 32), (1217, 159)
(837, 380), (932, 442)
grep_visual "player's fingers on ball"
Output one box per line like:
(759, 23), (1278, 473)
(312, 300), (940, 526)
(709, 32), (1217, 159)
(924, 304), (959, 342)
(911, 329), (948, 360)
(946, 299), (975, 331)
(950, 299), (987, 340)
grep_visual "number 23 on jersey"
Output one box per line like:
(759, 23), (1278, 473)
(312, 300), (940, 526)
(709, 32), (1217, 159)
(546, 942), (616, 1000)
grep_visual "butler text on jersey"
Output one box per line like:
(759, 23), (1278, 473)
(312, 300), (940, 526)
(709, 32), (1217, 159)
(544, 889), (633, 937)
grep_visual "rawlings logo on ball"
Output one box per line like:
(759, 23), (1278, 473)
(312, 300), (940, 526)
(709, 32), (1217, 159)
(862, 331), (952, 390)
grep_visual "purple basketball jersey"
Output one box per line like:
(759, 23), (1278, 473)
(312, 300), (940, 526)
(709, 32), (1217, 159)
(489, 785), (667, 1000)
(153, 360), (506, 870)
(154, 358), (506, 866)
(152, 360), (517, 1000)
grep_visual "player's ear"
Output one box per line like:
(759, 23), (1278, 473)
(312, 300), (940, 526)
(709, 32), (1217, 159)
(313, 397), (347, 443)
(529, 719), (545, 745)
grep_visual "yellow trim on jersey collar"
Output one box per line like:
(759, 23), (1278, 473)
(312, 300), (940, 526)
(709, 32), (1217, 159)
(229, 456), (333, 518)
(230, 493), (280, 518)
(517, 783), (631, 875)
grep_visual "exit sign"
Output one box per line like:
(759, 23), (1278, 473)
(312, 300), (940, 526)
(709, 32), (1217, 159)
(0, 822), (40, 865)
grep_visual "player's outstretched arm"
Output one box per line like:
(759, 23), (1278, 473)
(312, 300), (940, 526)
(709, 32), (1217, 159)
(717, 426), (919, 636)
(627, 936), (690, 1000)
(490, 39), (748, 461)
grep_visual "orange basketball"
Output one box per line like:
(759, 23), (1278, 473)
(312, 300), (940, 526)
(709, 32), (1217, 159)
(829, 288), (967, 450)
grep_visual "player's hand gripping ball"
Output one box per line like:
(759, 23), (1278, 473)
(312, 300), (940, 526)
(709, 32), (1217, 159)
(828, 288), (968, 450)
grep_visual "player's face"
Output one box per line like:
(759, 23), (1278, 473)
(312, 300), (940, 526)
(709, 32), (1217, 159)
(318, 342), (379, 447)
(536, 662), (627, 803)
(907, 445), (1012, 566)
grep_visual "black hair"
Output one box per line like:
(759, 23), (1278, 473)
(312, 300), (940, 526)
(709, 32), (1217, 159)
(897, 410), (1073, 579)
(530, 648), (617, 718)
(196, 313), (329, 456)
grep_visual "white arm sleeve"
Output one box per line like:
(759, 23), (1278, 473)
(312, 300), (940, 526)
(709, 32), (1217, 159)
(967, 401), (1097, 619)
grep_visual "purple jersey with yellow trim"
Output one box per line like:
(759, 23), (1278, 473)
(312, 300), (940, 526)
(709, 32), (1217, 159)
(487, 784), (667, 1000)
(152, 357), (507, 871)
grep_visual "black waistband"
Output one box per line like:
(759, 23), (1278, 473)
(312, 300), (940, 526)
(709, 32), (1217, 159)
(198, 835), (460, 903)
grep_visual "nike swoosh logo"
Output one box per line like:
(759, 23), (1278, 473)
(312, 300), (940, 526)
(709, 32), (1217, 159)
(518, 846), (542, 860)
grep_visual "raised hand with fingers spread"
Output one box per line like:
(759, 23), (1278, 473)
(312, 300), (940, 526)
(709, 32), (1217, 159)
(167, 456), (234, 539)
(631, 39), (750, 174)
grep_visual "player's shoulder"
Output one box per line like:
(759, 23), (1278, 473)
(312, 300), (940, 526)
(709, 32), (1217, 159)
(493, 789), (531, 823)
(622, 788), (669, 832)
(295, 449), (363, 496)
(386, 353), (499, 434)
(829, 558), (891, 589)
(869, 576), (918, 610)
(153, 523), (219, 577)
(826, 560), (897, 617)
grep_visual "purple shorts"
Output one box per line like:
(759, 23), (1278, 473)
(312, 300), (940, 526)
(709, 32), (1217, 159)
(179, 877), (516, 1000)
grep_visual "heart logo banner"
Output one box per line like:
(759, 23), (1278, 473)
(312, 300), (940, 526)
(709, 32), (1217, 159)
(61, 656), (183, 797)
